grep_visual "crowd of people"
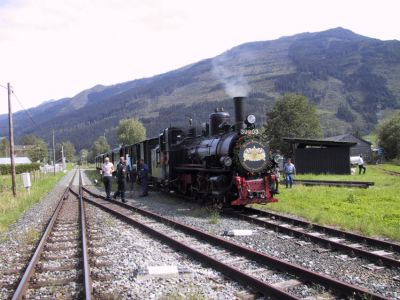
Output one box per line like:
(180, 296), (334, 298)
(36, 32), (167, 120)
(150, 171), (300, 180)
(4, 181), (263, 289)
(100, 156), (149, 202)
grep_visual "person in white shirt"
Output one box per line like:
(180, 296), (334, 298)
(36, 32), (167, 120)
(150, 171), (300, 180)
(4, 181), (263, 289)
(358, 155), (366, 174)
(101, 157), (115, 199)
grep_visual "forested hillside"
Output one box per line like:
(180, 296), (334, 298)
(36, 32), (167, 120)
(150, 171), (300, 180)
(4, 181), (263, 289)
(0, 27), (399, 150)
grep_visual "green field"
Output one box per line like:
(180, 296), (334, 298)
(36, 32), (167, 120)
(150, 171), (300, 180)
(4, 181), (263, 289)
(256, 164), (400, 241)
(0, 165), (72, 234)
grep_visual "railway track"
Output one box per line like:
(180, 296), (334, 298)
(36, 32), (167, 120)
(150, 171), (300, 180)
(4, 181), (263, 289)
(81, 185), (387, 299)
(229, 207), (400, 268)
(381, 168), (400, 176)
(293, 179), (374, 188)
(11, 170), (92, 300)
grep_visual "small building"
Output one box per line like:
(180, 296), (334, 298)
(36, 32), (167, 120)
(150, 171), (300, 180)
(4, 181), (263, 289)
(324, 134), (373, 162)
(284, 138), (356, 174)
(0, 157), (32, 165)
(14, 145), (36, 157)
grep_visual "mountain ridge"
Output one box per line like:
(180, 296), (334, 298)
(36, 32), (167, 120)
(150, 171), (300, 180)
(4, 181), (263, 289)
(1, 27), (399, 151)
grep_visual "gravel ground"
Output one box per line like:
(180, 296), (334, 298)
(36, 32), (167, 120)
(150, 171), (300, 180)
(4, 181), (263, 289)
(84, 172), (400, 299)
(84, 194), (254, 299)
(0, 169), (76, 300)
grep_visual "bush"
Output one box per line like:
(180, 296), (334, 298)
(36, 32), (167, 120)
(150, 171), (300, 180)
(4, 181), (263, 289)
(377, 112), (400, 159)
(0, 163), (41, 175)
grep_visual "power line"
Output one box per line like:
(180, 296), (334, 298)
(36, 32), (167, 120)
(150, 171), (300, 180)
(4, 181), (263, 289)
(11, 88), (38, 127)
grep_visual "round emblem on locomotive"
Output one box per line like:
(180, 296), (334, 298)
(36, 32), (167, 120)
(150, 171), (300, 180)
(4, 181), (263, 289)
(238, 140), (268, 172)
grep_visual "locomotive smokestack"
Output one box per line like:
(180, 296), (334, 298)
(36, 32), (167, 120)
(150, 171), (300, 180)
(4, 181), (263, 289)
(233, 96), (246, 132)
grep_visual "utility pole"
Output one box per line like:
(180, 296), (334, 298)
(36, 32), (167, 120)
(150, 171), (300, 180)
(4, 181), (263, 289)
(61, 145), (65, 169)
(52, 130), (56, 176)
(7, 83), (17, 196)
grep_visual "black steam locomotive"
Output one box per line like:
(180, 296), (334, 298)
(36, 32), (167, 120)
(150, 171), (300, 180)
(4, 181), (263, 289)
(96, 97), (278, 206)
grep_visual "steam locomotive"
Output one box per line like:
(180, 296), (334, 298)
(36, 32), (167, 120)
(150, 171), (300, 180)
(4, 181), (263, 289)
(96, 97), (278, 207)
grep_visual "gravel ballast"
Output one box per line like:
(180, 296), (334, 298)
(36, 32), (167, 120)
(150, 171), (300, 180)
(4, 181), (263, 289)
(0, 170), (76, 300)
(84, 199), (251, 299)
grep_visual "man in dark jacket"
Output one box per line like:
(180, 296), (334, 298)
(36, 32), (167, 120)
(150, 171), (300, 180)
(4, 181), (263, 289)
(113, 157), (127, 202)
(139, 158), (149, 197)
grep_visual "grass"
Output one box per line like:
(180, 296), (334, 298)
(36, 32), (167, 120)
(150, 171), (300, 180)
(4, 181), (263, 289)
(255, 164), (400, 241)
(0, 164), (72, 234)
(24, 227), (40, 245)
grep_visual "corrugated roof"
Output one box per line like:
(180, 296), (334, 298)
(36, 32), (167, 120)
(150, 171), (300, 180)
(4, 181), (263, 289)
(325, 134), (372, 145)
(283, 137), (356, 147)
(0, 157), (32, 164)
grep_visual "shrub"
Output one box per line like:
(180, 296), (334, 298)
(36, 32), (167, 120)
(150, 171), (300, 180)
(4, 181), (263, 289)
(0, 163), (41, 175)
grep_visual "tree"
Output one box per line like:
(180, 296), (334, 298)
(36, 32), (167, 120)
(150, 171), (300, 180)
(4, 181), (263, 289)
(0, 138), (10, 157)
(336, 103), (356, 122)
(377, 112), (400, 159)
(263, 94), (323, 154)
(20, 134), (48, 163)
(88, 136), (111, 162)
(92, 136), (110, 155)
(79, 148), (89, 165)
(117, 118), (146, 146)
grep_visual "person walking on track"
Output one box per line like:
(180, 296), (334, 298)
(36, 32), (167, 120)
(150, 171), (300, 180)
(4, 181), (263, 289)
(101, 157), (114, 200)
(113, 157), (128, 202)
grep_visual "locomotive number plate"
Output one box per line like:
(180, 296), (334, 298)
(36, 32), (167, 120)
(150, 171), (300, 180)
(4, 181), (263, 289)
(240, 129), (259, 135)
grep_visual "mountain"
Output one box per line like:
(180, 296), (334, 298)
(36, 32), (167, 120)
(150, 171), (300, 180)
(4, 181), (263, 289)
(1, 27), (399, 151)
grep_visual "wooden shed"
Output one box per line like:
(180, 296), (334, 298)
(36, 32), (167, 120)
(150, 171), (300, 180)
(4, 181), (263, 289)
(284, 138), (356, 174)
(324, 134), (373, 162)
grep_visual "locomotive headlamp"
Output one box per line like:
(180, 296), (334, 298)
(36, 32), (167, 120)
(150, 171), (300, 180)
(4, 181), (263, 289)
(220, 156), (233, 167)
(224, 157), (233, 167)
(272, 154), (282, 165)
(246, 114), (256, 125)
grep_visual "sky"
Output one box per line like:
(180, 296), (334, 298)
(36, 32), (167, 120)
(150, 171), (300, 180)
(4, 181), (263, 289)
(1, 0), (399, 115)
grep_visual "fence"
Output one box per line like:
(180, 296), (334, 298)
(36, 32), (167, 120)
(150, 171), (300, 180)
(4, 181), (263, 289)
(0, 164), (66, 192)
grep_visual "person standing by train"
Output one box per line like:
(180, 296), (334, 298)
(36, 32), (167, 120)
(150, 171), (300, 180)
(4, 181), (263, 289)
(101, 157), (114, 200)
(358, 154), (366, 174)
(269, 149), (280, 194)
(283, 158), (296, 188)
(113, 157), (127, 202)
(139, 158), (149, 197)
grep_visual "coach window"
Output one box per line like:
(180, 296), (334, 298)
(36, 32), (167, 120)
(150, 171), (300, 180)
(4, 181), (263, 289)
(156, 149), (161, 166)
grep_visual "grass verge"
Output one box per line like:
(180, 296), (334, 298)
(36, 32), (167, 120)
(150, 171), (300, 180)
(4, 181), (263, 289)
(0, 165), (72, 234)
(255, 164), (400, 241)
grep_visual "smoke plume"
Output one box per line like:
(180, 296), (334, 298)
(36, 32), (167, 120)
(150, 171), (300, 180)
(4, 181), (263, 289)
(212, 52), (249, 98)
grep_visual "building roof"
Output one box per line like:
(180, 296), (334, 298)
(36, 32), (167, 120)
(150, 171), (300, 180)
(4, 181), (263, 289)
(0, 157), (32, 164)
(283, 137), (357, 147)
(324, 134), (372, 145)
(14, 145), (36, 151)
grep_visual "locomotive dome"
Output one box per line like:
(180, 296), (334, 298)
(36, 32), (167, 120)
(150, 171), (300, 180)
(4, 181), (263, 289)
(209, 108), (230, 135)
